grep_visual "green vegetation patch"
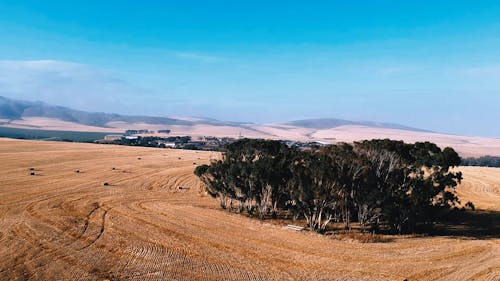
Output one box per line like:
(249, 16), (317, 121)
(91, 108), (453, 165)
(0, 127), (112, 142)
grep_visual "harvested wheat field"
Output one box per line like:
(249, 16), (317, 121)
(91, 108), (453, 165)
(455, 167), (500, 211)
(0, 138), (499, 281)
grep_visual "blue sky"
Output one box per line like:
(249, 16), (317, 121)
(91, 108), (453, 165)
(0, 1), (499, 136)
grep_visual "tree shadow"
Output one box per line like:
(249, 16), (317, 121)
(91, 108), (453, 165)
(426, 209), (500, 240)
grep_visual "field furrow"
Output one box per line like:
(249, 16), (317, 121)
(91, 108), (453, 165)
(0, 139), (498, 280)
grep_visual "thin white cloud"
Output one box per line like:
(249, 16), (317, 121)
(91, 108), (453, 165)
(0, 60), (147, 113)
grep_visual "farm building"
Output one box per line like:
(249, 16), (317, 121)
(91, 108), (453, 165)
(104, 135), (123, 141)
(159, 142), (176, 148)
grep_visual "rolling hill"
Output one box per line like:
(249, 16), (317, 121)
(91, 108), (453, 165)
(1, 95), (499, 156)
(0, 96), (241, 127)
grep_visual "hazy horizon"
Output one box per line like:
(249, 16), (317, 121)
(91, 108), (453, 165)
(1, 1), (499, 137)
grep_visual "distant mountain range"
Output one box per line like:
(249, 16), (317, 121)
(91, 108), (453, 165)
(0, 95), (424, 131)
(0, 96), (243, 127)
(283, 118), (429, 132)
(1, 95), (499, 157)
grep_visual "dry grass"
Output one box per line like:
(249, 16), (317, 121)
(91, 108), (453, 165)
(0, 138), (499, 281)
(455, 166), (500, 211)
(329, 231), (396, 243)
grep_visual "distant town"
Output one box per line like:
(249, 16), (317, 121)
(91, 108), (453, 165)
(98, 129), (326, 151)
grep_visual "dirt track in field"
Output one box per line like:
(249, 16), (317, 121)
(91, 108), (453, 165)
(0, 138), (498, 281)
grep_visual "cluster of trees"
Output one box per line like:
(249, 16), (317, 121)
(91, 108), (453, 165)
(461, 155), (500, 167)
(195, 139), (465, 234)
(114, 136), (191, 147)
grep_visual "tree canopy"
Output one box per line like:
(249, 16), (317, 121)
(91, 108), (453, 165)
(195, 139), (464, 234)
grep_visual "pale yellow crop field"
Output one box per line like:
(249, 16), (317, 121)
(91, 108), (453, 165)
(0, 138), (498, 281)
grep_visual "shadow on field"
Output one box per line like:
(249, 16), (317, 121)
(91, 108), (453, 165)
(429, 209), (500, 240)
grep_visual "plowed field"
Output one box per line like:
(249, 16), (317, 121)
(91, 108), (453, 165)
(0, 139), (498, 281)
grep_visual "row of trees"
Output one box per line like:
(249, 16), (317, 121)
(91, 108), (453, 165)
(112, 136), (191, 147)
(194, 139), (464, 234)
(461, 155), (500, 167)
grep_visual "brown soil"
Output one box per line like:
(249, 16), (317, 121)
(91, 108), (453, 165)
(0, 138), (498, 280)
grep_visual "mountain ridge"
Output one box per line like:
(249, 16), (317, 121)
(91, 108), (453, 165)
(1, 96), (500, 157)
(282, 118), (430, 132)
(0, 95), (427, 132)
(0, 96), (245, 127)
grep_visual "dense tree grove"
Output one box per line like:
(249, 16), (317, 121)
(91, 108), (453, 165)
(194, 139), (464, 234)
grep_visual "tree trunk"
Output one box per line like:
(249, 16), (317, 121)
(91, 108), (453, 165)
(321, 214), (332, 230)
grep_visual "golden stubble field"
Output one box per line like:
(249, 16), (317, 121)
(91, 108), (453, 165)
(0, 138), (498, 281)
